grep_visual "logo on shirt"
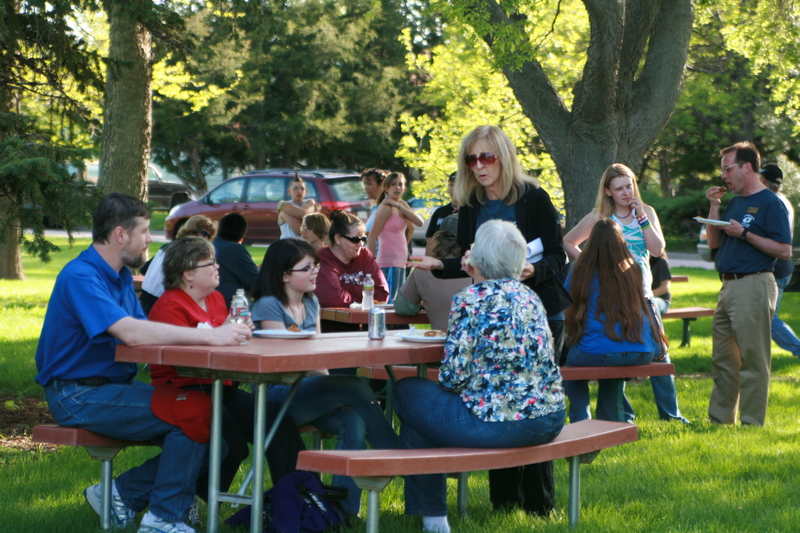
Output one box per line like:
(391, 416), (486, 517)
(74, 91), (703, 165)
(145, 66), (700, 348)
(742, 214), (755, 228)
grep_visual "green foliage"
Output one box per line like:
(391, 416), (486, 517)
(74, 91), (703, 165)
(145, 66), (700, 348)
(0, 115), (99, 263)
(396, 27), (562, 208)
(643, 189), (733, 240)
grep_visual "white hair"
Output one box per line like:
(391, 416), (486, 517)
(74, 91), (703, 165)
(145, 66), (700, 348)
(470, 220), (526, 280)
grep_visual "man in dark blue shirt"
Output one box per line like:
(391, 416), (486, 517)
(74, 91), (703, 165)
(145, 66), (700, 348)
(704, 142), (791, 426)
(36, 193), (251, 532)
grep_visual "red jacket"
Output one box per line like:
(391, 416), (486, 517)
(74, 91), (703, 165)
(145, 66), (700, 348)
(314, 247), (389, 307)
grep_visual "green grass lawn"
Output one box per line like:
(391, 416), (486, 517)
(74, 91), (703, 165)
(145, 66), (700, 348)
(2, 242), (800, 531)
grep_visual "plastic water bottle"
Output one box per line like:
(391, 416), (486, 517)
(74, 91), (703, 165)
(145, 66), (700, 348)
(230, 289), (250, 345)
(362, 274), (374, 310)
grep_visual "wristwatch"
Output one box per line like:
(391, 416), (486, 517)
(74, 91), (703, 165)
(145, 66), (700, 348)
(740, 228), (749, 241)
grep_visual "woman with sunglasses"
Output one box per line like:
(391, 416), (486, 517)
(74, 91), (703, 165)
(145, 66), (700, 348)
(315, 209), (389, 308)
(148, 237), (305, 501)
(139, 214), (217, 315)
(251, 238), (401, 516)
(410, 125), (571, 517)
(366, 172), (423, 302)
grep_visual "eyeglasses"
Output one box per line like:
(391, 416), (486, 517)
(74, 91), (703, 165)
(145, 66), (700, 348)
(722, 163), (743, 173)
(194, 259), (217, 269)
(290, 263), (321, 273)
(290, 186), (306, 192)
(300, 225), (309, 231)
(464, 152), (498, 168)
(339, 234), (367, 245)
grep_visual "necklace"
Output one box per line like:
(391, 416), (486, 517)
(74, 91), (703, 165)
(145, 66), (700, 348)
(614, 208), (634, 219)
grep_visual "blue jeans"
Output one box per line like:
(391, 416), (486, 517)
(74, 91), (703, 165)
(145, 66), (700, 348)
(268, 375), (401, 514)
(381, 267), (406, 304)
(393, 378), (566, 516)
(771, 275), (800, 356)
(563, 346), (656, 423)
(648, 300), (690, 423)
(44, 379), (205, 522)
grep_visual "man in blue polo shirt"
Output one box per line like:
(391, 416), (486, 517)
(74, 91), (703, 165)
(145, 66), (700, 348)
(35, 193), (251, 533)
(704, 142), (792, 426)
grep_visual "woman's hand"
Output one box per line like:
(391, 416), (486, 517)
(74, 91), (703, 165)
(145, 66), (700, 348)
(629, 197), (641, 217)
(407, 255), (443, 270)
(520, 262), (535, 281)
(461, 249), (475, 277)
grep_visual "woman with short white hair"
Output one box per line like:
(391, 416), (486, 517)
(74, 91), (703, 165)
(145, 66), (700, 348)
(394, 220), (566, 533)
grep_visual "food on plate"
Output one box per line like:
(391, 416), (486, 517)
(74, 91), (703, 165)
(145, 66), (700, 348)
(405, 329), (447, 338)
(288, 324), (301, 332)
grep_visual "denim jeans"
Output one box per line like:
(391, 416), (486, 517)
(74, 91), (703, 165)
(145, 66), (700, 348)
(771, 275), (800, 356)
(393, 378), (566, 516)
(647, 300), (690, 423)
(268, 375), (401, 514)
(380, 266), (406, 304)
(44, 379), (205, 522)
(562, 345), (656, 423)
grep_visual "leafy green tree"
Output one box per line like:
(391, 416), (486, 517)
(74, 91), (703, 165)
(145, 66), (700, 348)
(1, 0), (103, 279)
(436, 0), (695, 227)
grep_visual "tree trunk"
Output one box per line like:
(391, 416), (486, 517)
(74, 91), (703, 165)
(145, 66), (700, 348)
(99, 0), (152, 200)
(0, 200), (24, 280)
(474, 0), (694, 229)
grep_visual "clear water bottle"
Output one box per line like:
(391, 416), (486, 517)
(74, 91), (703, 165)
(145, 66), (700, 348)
(230, 289), (250, 345)
(362, 273), (374, 310)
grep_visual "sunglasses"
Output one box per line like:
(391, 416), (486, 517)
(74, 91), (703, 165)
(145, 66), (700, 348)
(464, 152), (498, 168)
(200, 230), (211, 239)
(290, 263), (321, 273)
(339, 234), (367, 245)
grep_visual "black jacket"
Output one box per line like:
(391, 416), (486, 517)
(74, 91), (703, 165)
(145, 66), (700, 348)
(435, 183), (572, 316)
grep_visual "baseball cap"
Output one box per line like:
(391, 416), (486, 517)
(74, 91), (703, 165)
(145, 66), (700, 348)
(759, 164), (783, 184)
(448, 172), (457, 182)
(151, 383), (212, 443)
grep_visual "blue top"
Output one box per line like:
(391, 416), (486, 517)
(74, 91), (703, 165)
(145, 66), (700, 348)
(251, 294), (319, 331)
(717, 189), (791, 274)
(35, 246), (145, 386)
(476, 198), (516, 228)
(439, 278), (565, 422)
(565, 272), (657, 355)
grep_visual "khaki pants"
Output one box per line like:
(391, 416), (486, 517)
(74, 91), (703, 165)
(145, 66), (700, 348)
(709, 272), (777, 426)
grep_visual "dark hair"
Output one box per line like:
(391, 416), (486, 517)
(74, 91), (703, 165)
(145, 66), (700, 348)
(162, 237), (216, 290)
(376, 172), (405, 205)
(361, 168), (387, 185)
(565, 218), (660, 345)
(327, 209), (362, 245)
(430, 231), (460, 259)
(720, 141), (761, 174)
(92, 193), (151, 244)
(217, 212), (248, 241)
(253, 239), (319, 306)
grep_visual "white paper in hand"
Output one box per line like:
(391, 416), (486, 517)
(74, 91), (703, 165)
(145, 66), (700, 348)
(526, 238), (544, 263)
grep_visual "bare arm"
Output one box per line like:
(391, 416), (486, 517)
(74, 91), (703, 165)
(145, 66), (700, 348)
(652, 279), (670, 297)
(386, 199), (423, 226)
(367, 204), (391, 256)
(705, 186), (725, 249)
(640, 205), (666, 258)
(721, 221), (792, 260)
(108, 317), (251, 346)
(563, 212), (600, 261)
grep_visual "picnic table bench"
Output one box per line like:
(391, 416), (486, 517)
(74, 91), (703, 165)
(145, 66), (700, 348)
(661, 306), (715, 347)
(359, 361), (675, 425)
(297, 419), (638, 532)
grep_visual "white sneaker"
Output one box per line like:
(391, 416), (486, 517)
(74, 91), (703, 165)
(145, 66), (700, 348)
(84, 480), (136, 528)
(137, 511), (196, 533)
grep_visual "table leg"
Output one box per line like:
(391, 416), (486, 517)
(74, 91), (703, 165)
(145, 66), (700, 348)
(207, 379), (224, 533)
(250, 382), (268, 533)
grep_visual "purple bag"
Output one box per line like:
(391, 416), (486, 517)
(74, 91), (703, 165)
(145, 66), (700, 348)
(224, 471), (349, 533)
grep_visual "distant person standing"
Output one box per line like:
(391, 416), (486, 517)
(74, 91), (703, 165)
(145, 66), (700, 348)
(705, 142), (791, 426)
(424, 172), (459, 256)
(758, 163), (800, 358)
(278, 176), (318, 239)
(213, 212), (259, 307)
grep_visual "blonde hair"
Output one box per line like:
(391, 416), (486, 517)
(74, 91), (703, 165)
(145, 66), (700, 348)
(176, 215), (217, 240)
(594, 164), (645, 217)
(454, 126), (538, 207)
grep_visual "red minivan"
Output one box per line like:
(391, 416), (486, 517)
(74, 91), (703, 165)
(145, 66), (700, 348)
(164, 169), (369, 243)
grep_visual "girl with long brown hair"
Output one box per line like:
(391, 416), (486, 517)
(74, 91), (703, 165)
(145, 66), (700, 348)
(563, 218), (661, 422)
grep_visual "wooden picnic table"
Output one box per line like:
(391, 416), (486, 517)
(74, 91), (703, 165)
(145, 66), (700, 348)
(115, 331), (443, 533)
(132, 274), (144, 292)
(321, 306), (429, 325)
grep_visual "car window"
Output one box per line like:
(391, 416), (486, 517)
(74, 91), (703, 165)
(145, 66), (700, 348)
(301, 181), (319, 201)
(246, 177), (285, 202)
(208, 179), (245, 204)
(327, 178), (368, 203)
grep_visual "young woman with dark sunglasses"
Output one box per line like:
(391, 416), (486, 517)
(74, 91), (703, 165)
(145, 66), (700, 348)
(315, 209), (389, 308)
(409, 125), (571, 518)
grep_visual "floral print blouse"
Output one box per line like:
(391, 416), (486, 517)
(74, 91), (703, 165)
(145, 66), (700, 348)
(439, 278), (566, 422)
